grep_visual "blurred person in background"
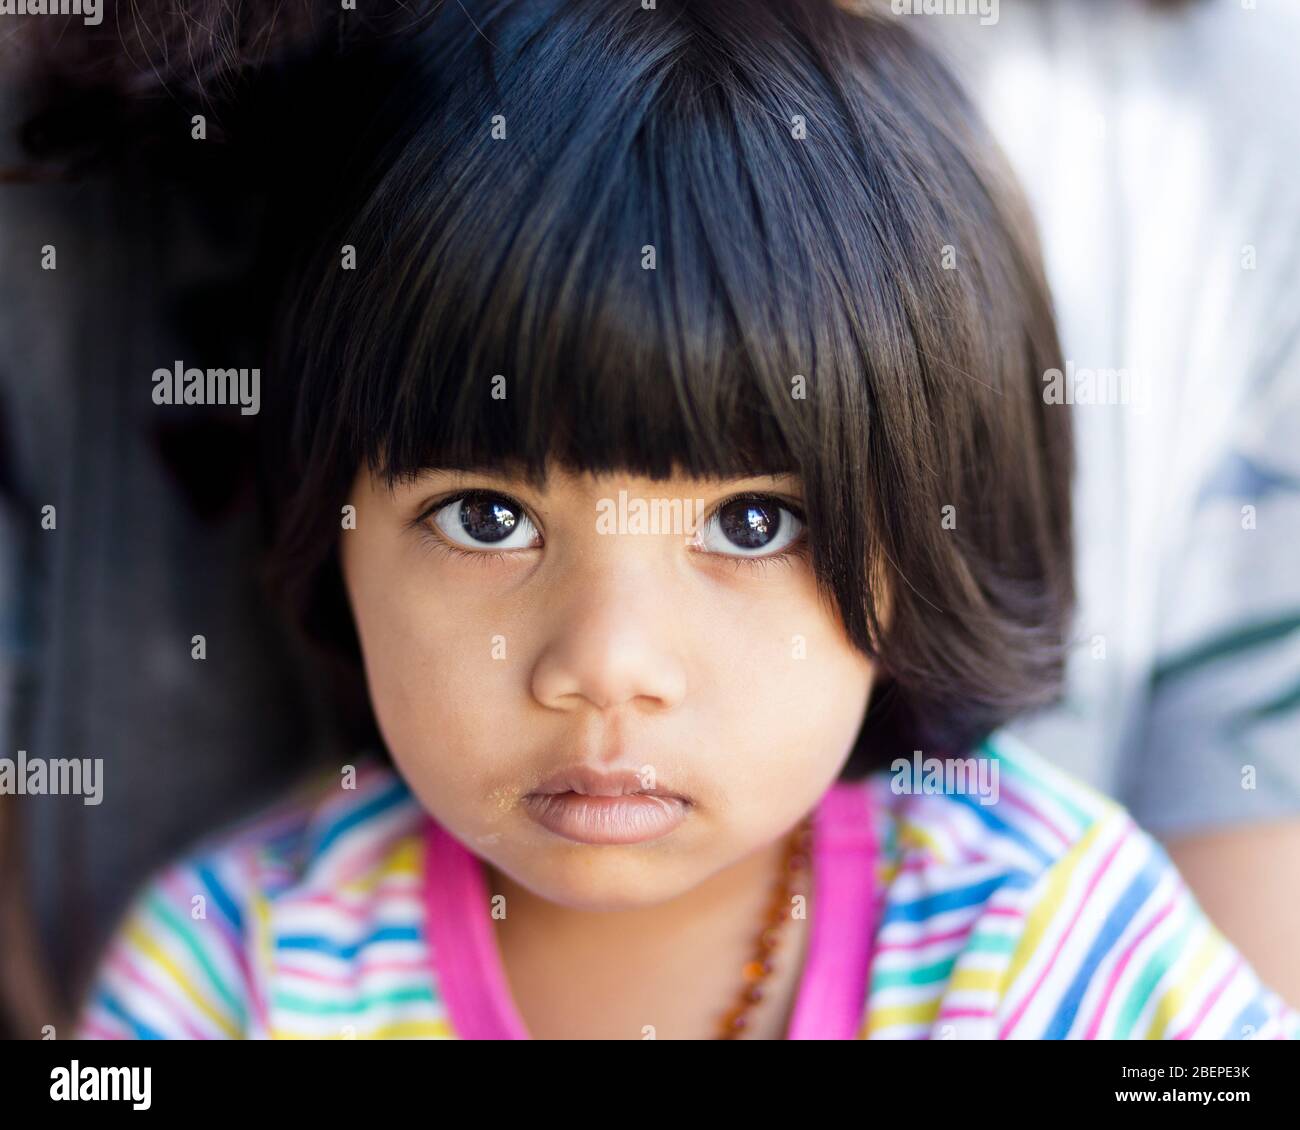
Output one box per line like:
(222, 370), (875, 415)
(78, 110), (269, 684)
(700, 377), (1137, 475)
(908, 0), (1300, 1006)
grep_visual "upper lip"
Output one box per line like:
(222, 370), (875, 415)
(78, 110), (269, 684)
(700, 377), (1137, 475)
(529, 765), (689, 802)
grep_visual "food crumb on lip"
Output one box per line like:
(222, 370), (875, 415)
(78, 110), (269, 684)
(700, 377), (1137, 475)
(486, 786), (519, 813)
(529, 789), (691, 806)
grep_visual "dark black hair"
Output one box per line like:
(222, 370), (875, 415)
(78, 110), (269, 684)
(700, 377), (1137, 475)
(261, 0), (1074, 776)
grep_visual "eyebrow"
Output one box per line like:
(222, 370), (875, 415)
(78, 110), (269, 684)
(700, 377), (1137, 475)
(392, 463), (800, 489)
(388, 462), (535, 486)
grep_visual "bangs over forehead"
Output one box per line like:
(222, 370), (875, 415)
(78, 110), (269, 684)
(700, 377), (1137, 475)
(295, 0), (884, 492)
(274, 0), (1074, 772)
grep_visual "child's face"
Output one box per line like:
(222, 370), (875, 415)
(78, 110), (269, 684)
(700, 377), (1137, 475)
(340, 463), (875, 910)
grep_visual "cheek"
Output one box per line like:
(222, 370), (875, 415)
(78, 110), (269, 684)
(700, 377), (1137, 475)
(691, 576), (874, 820)
(343, 541), (520, 805)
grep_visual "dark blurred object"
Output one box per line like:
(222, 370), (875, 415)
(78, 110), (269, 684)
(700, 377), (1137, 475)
(0, 1), (437, 1034)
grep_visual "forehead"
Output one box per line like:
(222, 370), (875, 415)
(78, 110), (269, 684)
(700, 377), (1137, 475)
(388, 462), (804, 497)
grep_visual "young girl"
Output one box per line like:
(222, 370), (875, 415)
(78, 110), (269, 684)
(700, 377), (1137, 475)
(76, 0), (1297, 1039)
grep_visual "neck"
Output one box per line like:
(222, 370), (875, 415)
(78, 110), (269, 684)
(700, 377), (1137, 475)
(483, 833), (812, 1039)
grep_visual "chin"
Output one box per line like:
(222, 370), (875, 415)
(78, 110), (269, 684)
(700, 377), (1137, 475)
(502, 852), (695, 912)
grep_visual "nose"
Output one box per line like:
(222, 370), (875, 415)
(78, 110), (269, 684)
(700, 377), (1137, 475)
(529, 559), (688, 715)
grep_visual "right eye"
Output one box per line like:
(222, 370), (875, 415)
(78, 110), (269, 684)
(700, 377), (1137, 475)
(427, 491), (541, 552)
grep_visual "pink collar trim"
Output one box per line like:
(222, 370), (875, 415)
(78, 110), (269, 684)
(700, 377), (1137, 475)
(422, 780), (879, 1039)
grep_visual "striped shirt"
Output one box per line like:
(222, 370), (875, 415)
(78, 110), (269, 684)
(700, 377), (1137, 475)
(76, 731), (1300, 1039)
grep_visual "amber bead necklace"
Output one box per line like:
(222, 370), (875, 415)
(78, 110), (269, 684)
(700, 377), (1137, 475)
(715, 814), (814, 1039)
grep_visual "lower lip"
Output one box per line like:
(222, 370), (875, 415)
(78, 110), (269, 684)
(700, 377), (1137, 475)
(521, 792), (689, 845)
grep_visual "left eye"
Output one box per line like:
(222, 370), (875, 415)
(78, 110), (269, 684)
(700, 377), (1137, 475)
(429, 491), (540, 551)
(694, 495), (804, 557)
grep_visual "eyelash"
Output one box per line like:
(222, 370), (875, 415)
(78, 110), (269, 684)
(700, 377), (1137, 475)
(409, 491), (810, 571)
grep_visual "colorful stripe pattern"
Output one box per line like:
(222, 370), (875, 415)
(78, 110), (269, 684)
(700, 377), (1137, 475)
(79, 762), (452, 1040)
(76, 734), (1300, 1039)
(862, 731), (1300, 1039)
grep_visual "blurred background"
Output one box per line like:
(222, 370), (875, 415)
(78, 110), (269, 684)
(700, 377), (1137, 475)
(1, 0), (1297, 1038)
